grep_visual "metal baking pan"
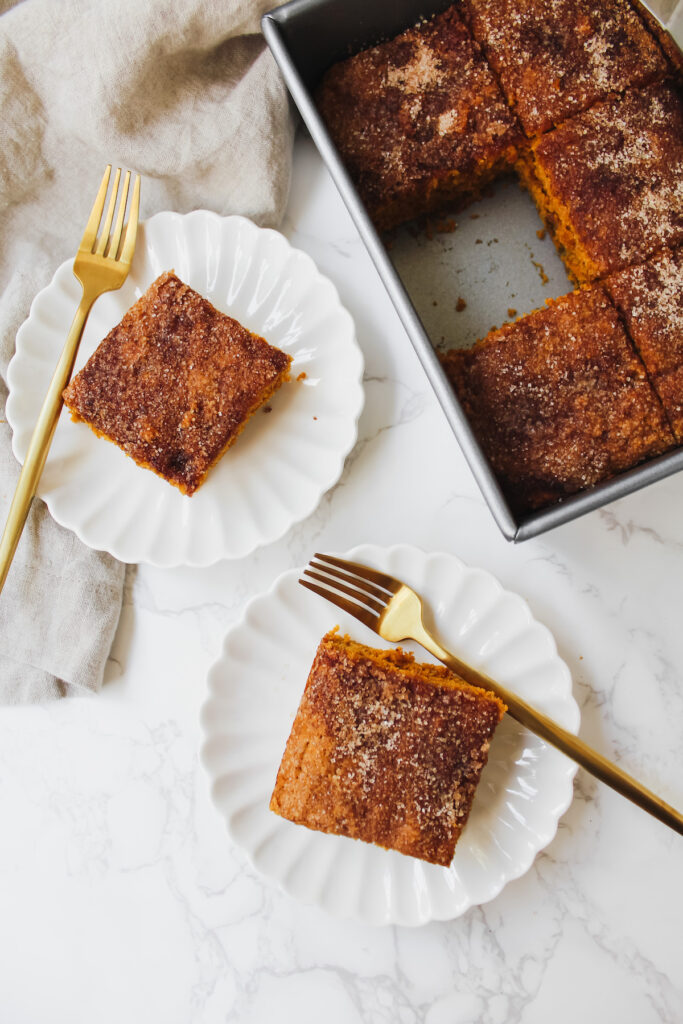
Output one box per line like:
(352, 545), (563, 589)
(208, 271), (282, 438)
(262, 0), (683, 541)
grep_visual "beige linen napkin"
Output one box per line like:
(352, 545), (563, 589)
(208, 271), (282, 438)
(0, 0), (294, 702)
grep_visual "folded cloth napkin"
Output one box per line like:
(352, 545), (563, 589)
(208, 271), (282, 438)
(0, 0), (294, 702)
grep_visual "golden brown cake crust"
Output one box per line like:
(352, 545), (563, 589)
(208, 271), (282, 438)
(524, 82), (683, 282)
(632, 0), (683, 75)
(316, 5), (522, 230)
(270, 631), (506, 867)
(441, 288), (674, 512)
(461, 0), (667, 137)
(62, 271), (292, 495)
(606, 247), (683, 442)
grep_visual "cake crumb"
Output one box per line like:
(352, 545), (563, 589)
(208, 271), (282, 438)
(536, 228), (546, 240)
(456, 297), (467, 312)
(296, 371), (307, 381)
(531, 258), (549, 284)
(507, 308), (517, 318)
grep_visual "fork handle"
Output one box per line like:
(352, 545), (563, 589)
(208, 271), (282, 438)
(414, 626), (683, 836)
(0, 288), (94, 594)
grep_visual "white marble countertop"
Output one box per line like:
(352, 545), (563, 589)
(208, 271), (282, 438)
(1, 133), (682, 1024)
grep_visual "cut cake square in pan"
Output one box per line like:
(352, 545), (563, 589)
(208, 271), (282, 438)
(63, 271), (292, 495)
(605, 246), (683, 442)
(460, 0), (668, 137)
(440, 288), (675, 513)
(315, 4), (522, 231)
(635, 1), (683, 76)
(517, 81), (683, 284)
(270, 630), (506, 867)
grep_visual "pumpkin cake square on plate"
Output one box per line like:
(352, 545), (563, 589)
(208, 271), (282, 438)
(316, 4), (522, 231)
(270, 630), (506, 867)
(460, 0), (667, 137)
(517, 81), (683, 284)
(63, 271), (292, 495)
(440, 288), (675, 513)
(606, 246), (683, 442)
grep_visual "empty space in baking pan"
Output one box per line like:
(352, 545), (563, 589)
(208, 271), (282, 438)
(387, 179), (573, 353)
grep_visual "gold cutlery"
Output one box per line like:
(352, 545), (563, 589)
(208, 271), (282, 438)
(0, 166), (140, 594)
(300, 552), (683, 837)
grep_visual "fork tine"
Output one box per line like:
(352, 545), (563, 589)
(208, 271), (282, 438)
(313, 553), (402, 595)
(78, 165), (112, 253)
(118, 173), (140, 266)
(299, 578), (381, 632)
(303, 568), (387, 615)
(94, 167), (122, 256)
(103, 169), (129, 258)
(308, 559), (390, 605)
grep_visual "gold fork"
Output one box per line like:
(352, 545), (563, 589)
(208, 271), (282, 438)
(0, 166), (140, 594)
(300, 553), (683, 836)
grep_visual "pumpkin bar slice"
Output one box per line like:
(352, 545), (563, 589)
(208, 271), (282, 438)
(63, 271), (292, 495)
(316, 4), (522, 231)
(606, 247), (683, 442)
(270, 630), (506, 867)
(461, 0), (667, 138)
(440, 288), (674, 513)
(517, 82), (683, 284)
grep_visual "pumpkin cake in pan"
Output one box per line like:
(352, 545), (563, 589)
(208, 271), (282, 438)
(270, 630), (506, 866)
(460, 0), (668, 137)
(606, 246), (683, 443)
(440, 288), (675, 513)
(517, 81), (683, 284)
(315, 4), (522, 231)
(313, 1), (683, 521)
(63, 271), (292, 495)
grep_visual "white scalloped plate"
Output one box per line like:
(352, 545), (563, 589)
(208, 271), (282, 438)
(6, 212), (364, 566)
(200, 544), (580, 927)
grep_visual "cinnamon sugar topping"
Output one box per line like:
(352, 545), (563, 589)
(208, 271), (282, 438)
(316, 5), (521, 231)
(440, 288), (674, 512)
(606, 247), (683, 441)
(461, 0), (668, 136)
